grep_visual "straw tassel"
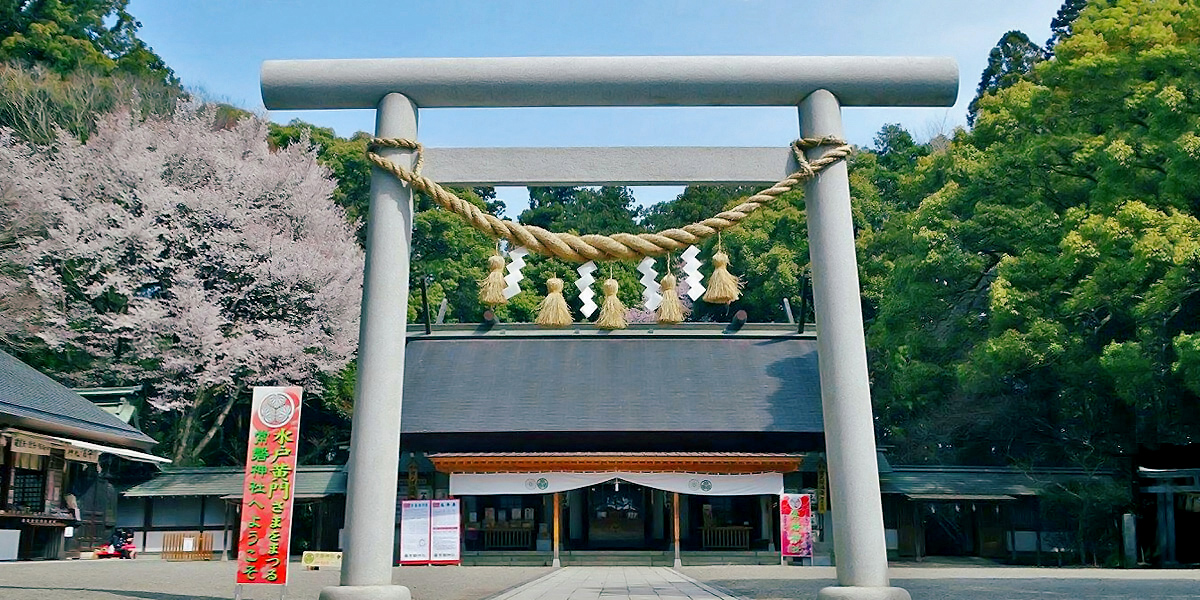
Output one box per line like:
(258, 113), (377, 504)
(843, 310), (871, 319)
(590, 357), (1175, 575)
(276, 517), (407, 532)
(656, 273), (685, 325)
(535, 277), (573, 328)
(594, 278), (627, 330)
(478, 254), (507, 306)
(702, 251), (742, 305)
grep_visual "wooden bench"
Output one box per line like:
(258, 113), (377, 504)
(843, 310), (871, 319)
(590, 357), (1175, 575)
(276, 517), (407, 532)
(702, 526), (751, 550)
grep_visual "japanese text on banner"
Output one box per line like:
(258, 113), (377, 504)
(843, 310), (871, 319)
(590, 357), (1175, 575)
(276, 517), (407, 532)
(236, 387), (303, 585)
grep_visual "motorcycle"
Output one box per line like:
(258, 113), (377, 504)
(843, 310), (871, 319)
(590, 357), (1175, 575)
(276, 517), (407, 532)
(95, 528), (137, 559)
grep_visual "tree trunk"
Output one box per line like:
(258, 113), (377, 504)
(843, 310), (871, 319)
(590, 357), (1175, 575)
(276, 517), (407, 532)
(171, 387), (207, 464)
(188, 387), (242, 463)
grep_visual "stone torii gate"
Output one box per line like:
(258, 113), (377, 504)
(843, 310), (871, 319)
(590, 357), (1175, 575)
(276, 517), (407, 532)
(261, 56), (957, 600)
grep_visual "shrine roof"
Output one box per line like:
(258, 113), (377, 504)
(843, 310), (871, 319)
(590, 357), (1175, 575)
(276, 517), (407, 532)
(0, 350), (156, 449)
(400, 324), (823, 436)
(880, 465), (1112, 498)
(123, 465), (345, 498)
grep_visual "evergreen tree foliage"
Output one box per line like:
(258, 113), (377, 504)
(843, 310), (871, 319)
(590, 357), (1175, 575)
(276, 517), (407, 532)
(869, 0), (1200, 475)
(967, 30), (1043, 126)
(1045, 0), (1090, 55)
(0, 0), (176, 85)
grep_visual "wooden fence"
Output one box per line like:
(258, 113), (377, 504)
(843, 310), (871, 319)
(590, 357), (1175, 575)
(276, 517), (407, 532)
(701, 526), (751, 550)
(483, 529), (534, 550)
(162, 532), (214, 561)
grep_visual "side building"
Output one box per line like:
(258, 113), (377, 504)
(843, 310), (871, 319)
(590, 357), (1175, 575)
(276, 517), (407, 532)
(0, 350), (168, 560)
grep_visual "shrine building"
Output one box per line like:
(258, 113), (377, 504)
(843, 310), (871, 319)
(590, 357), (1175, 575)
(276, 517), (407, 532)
(398, 321), (824, 563)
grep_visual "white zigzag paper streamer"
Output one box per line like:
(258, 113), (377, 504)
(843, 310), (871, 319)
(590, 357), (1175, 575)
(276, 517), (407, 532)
(575, 261), (598, 317)
(502, 247), (528, 300)
(637, 257), (663, 310)
(681, 245), (706, 301)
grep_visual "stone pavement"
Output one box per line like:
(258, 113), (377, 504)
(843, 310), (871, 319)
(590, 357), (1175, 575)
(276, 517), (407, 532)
(0, 560), (552, 600)
(489, 566), (739, 600)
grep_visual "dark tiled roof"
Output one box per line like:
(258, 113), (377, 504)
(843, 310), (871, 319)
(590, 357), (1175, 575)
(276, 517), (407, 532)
(123, 465), (346, 497)
(427, 452), (806, 458)
(880, 466), (1108, 497)
(0, 351), (156, 449)
(401, 331), (823, 435)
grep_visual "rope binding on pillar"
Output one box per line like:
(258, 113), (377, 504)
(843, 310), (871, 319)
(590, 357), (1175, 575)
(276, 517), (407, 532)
(365, 136), (852, 325)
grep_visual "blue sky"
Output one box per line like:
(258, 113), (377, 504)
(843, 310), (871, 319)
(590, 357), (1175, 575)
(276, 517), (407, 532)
(128, 0), (1063, 214)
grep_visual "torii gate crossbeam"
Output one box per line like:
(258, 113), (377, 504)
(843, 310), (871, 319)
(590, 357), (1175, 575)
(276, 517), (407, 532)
(261, 55), (957, 600)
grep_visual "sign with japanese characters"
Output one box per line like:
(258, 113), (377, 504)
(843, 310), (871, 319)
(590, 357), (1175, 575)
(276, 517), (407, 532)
(780, 493), (813, 558)
(65, 447), (99, 463)
(236, 387), (303, 585)
(399, 500), (431, 565)
(10, 433), (52, 456)
(429, 499), (461, 564)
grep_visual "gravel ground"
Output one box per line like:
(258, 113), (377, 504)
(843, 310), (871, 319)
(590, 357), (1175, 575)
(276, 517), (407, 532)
(0, 559), (552, 600)
(683, 565), (1200, 600)
(5, 561), (1200, 600)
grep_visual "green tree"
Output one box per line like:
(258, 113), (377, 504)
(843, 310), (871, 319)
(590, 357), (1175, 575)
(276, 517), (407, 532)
(967, 30), (1042, 126)
(0, 63), (181, 144)
(522, 186), (643, 235)
(641, 185), (758, 231)
(0, 0), (175, 85)
(1045, 0), (1090, 55)
(869, 0), (1200, 472)
(409, 187), (516, 324)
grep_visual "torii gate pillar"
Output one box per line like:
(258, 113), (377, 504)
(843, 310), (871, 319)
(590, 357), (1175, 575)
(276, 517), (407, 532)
(801, 90), (901, 598)
(327, 93), (418, 600)
(261, 55), (956, 600)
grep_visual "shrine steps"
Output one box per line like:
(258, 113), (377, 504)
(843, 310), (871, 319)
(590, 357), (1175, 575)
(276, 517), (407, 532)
(459, 550), (782, 567)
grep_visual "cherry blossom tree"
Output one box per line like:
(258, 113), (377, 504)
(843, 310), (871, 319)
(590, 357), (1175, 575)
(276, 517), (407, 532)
(0, 103), (363, 463)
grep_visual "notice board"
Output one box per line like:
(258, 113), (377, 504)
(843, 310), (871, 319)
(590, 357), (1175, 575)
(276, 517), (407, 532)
(430, 499), (461, 564)
(399, 500), (431, 565)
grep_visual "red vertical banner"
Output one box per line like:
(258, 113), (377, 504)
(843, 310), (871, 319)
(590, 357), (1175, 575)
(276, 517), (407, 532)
(236, 387), (303, 585)
(780, 493), (813, 558)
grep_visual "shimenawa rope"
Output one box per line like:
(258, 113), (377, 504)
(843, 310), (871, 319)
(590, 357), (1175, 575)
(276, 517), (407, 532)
(366, 136), (851, 262)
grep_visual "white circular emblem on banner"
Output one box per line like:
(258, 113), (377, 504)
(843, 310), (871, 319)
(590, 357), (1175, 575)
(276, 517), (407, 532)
(259, 393), (294, 428)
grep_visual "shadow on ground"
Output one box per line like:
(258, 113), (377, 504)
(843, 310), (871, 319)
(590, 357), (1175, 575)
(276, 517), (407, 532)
(0, 586), (225, 600)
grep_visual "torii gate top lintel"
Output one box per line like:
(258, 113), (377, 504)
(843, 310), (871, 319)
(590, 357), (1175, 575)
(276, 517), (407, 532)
(261, 55), (958, 110)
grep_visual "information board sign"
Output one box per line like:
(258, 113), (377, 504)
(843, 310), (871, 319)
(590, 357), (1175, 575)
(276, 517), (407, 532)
(430, 499), (461, 564)
(236, 387), (303, 585)
(780, 493), (813, 558)
(399, 500), (431, 565)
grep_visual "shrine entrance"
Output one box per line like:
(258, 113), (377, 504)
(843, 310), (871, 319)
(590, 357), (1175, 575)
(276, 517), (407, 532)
(586, 481), (648, 550)
(262, 55), (958, 600)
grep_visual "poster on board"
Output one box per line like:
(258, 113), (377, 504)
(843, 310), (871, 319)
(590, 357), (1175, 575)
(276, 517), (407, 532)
(430, 499), (461, 564)
(399, 500), (432, 565)
(236, 386), (303, 585)
(780, 493), (813, 558)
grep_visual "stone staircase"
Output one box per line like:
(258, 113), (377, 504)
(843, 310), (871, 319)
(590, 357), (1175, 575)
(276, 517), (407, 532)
(460, 549), (782, 567)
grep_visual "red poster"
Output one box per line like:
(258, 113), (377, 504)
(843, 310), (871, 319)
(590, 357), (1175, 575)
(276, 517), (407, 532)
(780, 493), (813, 557)
(236, 387), (303, 585)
